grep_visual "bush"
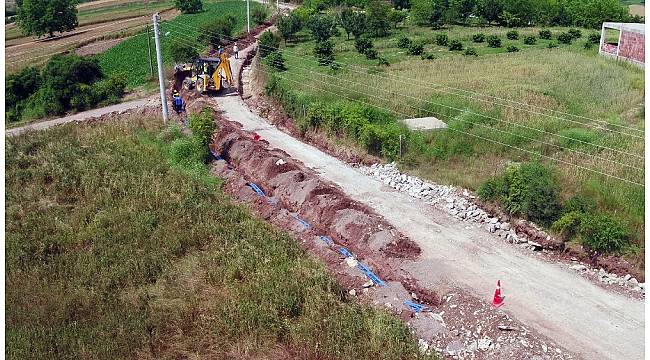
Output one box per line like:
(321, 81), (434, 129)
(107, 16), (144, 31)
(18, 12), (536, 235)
(583, 41), (594, 49)
(397, 35), (411, 49)
(588, 32), (600, 44)
(539, 29), (552, 39)
(188, 107), (216, 146)
(551, 211), (584, 241)
(506, 45), (519, 52)
(448, 39), (463, 51)
(563, 195), (597, 214)
(506, 30), (519, 40)
(170, 41), (199, 63)
(568, 28), (582, 39)
(198, 15), (237, 47)
(354, 36), (374, 55)
(547, 41), (558, 48)
(252, 6), (268, 25)
(558, 32), (573, 44)
(258, 30), (281, 58)
(314, 40), (335, 65)
(365, 48), (378, 59)
(421, 52), (436, 60)
(6, 66), (41, 122)
(464, 47), (478, 56)
(264, 51), (287, 71)
(435, 33), (448, 46)
(486, 35), (501, 48)
(472, 33), (485, 43)
(408, 42), (424, 55)
(478, 162), (561, 226)
(579, 214), (628, 252)
(377, 57), (390, 66)
(91, 74), (127, 105)
(523, 35), (536, 45)
(175, 0), (202, 14)
(169, 136), (207, 166)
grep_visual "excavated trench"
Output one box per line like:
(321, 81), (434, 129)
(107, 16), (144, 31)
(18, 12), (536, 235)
(171, 57), (577, 360)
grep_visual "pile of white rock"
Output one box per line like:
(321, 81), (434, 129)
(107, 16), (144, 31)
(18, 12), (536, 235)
(360, 163), (528, 245)
(569, 264), (645, 294)
(360, 162), (645, 295)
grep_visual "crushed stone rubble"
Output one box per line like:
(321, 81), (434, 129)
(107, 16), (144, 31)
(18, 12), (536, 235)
(359, 163), (645, 295)
(409, 292), (574, 360)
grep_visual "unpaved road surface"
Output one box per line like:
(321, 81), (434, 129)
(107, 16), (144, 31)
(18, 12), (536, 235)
(211, 49), (644, 359)
(5, 96), (157, 137)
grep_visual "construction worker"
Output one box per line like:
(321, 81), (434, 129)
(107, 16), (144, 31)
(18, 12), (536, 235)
(233, 42), (239, 59)
(172, 89), (185, 116)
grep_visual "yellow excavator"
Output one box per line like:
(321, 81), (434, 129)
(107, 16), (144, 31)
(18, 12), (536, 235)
(175, 53), (233, 94)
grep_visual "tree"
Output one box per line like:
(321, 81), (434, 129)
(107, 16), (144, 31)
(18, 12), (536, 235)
(170, 41), (199, 63)
(307, 14), (336, 42)
(258, 30), (281, 57)
(392, 0), (411, 9)
(340, 8), (366, 39)
(411, 0), (444, 28)
(16, 0), (78, 38)
(314, 39), (334, 65)
(447, 0), (476, 23)
(175, 0), (203, 14)
(354, 36), (374, 54)
(198, 15), (236, 47)
(476, 0), (503, 24)
(387, 9), (407, 29)
(277, 13), (302, 44)
(366, 0), (391, 37)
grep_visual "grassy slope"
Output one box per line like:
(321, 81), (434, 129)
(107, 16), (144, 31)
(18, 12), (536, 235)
(5, 119), (431, 360)
(98, 0), (261, 88)
(270, 24), (645, 255)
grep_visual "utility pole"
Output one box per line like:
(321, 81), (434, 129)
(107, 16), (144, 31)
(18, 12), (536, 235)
(146, 25), (154, 78)
(246, 0), (250, 33)
(152, 13), (169, 125)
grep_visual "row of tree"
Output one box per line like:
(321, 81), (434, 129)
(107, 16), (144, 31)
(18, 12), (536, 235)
(407, 0), (638, 29)
(303, 0), (641, 30)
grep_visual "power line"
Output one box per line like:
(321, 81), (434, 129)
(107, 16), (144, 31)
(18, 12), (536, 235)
(161, 30), (644, 185)
(255, 67), (646, 187)
(164, 19), (645, 138)
(162, 21), (646, 160)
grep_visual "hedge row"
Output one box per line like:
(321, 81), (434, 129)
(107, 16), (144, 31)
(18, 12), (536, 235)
(265, 73), (409, 159)
(478, 162), (629, 253)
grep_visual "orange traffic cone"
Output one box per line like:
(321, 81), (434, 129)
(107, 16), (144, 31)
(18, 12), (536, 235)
(492, 280), (505, 307)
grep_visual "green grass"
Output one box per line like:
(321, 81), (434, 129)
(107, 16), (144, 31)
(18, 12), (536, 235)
(263, 21), (645, 257)
(98, 0), (262, 88)
(5, 118), (432, 360)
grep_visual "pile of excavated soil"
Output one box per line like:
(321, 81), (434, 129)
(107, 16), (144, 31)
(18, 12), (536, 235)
(195, 103), (574, 359)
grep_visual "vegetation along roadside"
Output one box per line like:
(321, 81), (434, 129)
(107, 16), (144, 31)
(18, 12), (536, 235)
(5, 115), (433, 360)
(254, 0), (644, 267)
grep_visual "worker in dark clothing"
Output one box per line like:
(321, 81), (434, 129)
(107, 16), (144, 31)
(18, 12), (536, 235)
(172, 90), (185, 115)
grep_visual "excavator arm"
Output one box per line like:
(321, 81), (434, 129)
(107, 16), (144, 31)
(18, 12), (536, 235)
(213, 52), (233, 90)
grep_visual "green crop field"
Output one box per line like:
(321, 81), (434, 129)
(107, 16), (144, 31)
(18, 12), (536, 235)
(261, 23), (645, 260)
(5, 118), (432, 360)
(98, 0), (263, 88)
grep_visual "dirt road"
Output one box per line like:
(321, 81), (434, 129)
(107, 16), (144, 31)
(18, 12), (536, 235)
(5, 96), (157, 137)
(211, 49), (644, 359)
